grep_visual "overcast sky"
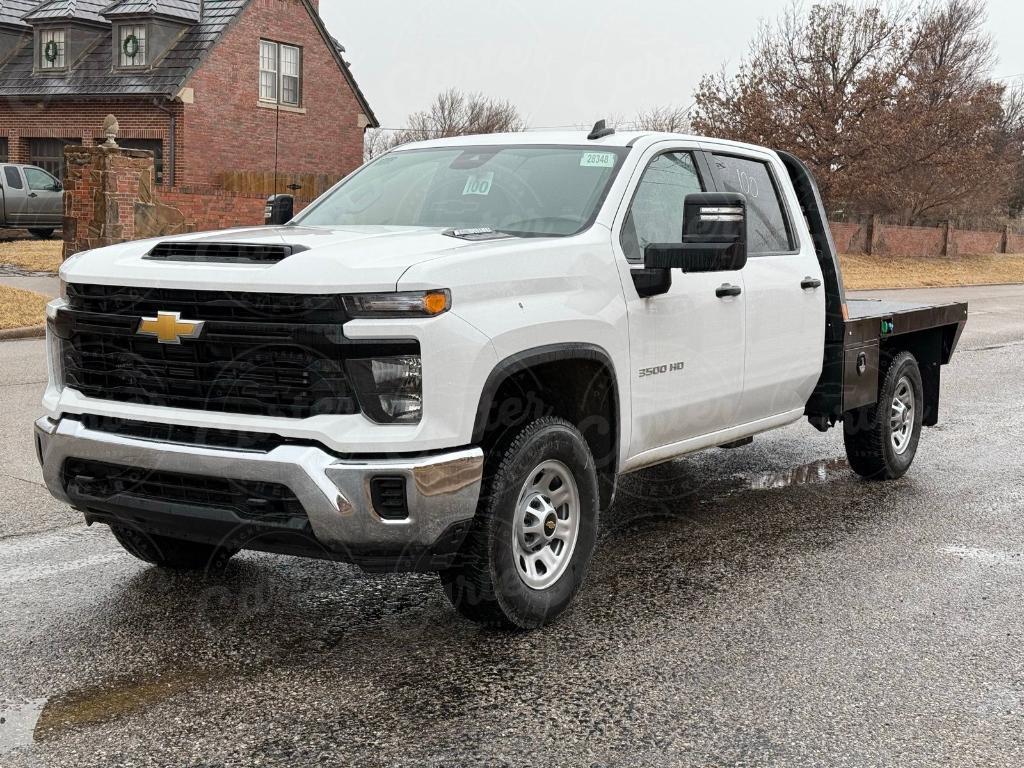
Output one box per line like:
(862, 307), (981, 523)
(319, 0), (1024, 131)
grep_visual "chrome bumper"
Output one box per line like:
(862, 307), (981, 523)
(34, 416), (483, 560)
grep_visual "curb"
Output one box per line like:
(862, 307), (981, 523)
(0, 324), (45, 341)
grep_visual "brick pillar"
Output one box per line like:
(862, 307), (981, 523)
(62, 144), (155, 259)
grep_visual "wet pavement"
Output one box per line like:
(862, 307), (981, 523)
(1, 285), (1022, 767)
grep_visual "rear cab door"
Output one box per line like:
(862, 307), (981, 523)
(611, 140), (746, 467)
(700, 142), (825, 424)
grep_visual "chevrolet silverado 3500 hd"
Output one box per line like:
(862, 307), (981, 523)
(35, 127), (968, 628)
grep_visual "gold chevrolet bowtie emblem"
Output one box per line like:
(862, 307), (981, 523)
(137, 311), (205, 345)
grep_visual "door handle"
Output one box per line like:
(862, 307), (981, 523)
(801, 276), (822, 290)
(28, 192), (38, 198)
(716, 283), (742, 298)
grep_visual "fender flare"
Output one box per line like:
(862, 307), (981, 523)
(471, 343), (621, 463)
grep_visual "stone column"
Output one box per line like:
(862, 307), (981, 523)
(62, 144), (155, 259)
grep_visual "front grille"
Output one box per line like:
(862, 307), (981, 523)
(62, 458), (307, 524)
(62, 285), (416, 419)
(67, 283), (347, 323)
(144, 242), (304, 264)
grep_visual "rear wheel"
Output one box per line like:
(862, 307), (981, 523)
(28, 228), (54, 239)
(110, 526), (236, 571)
(843, 351), (924, 480)
(440, 417), (599, 629)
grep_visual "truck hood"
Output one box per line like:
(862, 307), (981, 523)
(60, 225), (494, 293)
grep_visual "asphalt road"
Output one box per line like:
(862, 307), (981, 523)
(1, 285), (1022, 767)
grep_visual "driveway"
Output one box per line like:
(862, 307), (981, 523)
(1, 285), (1022, 767)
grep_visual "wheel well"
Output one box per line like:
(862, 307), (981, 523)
(474, 349), (619, 509)
(881, 327), (950, 427)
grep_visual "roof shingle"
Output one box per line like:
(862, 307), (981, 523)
(23, 0), (107, 23)
(101, 0), (201, 23)
(0, 0), (41, 28)
(0, 0), (246, 97)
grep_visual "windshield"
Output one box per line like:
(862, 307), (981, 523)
(294, 145), (628, 237)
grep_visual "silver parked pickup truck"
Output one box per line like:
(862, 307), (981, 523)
(0, 163), (63, 238)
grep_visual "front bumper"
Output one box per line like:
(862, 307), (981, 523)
(35, 416), (484, 571)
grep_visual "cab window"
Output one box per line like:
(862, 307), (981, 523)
(620, 152), (704, 263)
(711, 154), (793, 255)
(3, 166), (23, 190)
(24, 167), (58, 191)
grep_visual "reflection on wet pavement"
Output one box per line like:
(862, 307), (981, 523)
(742, 457), (851, 490)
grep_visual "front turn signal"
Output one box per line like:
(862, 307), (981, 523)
(343, 290), (451, 319)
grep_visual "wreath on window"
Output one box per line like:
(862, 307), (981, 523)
(122, 34), (140, 60)
(43, 39), (60, 64)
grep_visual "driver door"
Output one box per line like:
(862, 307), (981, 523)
(22, 166), (63, 226)
(614, 146), (746, 462)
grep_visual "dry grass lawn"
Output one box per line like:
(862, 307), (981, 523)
(0, 238), (62, 273)
(0, 285), (49, 330)
(840, 252), (1024, 290)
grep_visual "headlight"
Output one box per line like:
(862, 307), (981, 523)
(346, 355), (423, 424)
(343, 290), (450, 318)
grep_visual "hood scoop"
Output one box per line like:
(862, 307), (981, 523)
(143, 241), (309, 264)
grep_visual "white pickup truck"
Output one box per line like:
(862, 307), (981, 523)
(35, 127), (967, 628)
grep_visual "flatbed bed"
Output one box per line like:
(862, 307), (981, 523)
(778, 151), (969, 427)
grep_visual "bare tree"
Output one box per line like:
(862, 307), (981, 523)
(690, 0), (1024, 220)
(363, 88), (526, 162)
(363, 126), (395, 162)
(632, 105), (692, 133)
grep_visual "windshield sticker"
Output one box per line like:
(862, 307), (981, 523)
(580, 151), (616, 168)
(462, 172), (494, 196)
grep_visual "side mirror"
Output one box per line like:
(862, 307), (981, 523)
(644, 193), (748, 273)
(52, 181), (63, 192)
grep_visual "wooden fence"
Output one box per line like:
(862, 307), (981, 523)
(216, 171), (345, 202)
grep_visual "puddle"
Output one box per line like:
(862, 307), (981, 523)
(33, 669), (220, 743)
(0, 699), (47, 755)
(741, 457), (850, 491)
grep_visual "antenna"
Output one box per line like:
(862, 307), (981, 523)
(587, 120), (616, 140)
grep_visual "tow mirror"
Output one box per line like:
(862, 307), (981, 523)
(644, 193), (748, 273)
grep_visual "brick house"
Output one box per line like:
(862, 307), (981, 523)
(0, 0), (376, 189)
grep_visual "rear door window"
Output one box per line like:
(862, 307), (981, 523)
(3, 166), (23, 190)
(711, 154), (793, 255)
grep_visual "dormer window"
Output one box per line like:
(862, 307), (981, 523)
(39, 29), (66, 70)
(117, 23), (147, 68)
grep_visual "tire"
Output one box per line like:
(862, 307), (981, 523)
(843, 351), (924, 480)
(110, 526), (236, 571)
(28, 228), (54, 239)
(440, 417), (600, 629)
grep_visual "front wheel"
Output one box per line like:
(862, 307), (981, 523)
(843, 351), (924, 480)
(440, 417), (599, 629)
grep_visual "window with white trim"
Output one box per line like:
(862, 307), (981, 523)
(259, 40), (302, 107)
(118, 23), (148, 68)
(39, 29), (66, 70)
